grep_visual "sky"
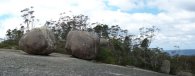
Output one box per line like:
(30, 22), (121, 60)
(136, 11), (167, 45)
(0, 0), (195, 50)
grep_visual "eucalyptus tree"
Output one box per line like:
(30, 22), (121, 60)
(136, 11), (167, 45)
(45, 12), (91, 40)
(139, 26), (160, 48)
(93, 23), (109, 38)
(21, 6), (35, 32)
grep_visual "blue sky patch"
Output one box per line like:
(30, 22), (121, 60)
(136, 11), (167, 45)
(104, 0), (119, 11)
(104, 0), (162, 15)
(125, 7), (162, 15)
(0, 14), (12, 21)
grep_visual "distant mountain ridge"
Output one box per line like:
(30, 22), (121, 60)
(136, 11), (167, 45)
(166, 49), (195, 56)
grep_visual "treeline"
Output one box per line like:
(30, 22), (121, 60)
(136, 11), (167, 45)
(0, 7), (194, 75)
(0, 27), (24, 49)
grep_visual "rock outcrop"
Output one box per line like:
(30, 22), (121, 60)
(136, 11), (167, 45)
(160, 60), (170, 74)
(177, 71), (193, 76)
(65, 31), (99, 59)
(19, 26), (56, 55)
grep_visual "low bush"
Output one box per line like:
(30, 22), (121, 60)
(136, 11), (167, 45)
(96, 47), (116, 64)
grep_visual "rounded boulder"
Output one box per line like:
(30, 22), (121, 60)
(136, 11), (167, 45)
(19, 26), (56, 55)
(65, 31), (99, 60)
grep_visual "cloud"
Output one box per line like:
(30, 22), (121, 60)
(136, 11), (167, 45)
(172, 0), (195, 12)
(107, 0), (145, 11)
(0, 17), (22, 38)
(148, 0), (195, 12)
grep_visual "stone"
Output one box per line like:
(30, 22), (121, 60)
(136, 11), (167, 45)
(19, 26), (56, 55)
(100, 38), (109, 46)
(65, 31), (99, 59)
(177, 71), (193, 76)
(160, 60), (170, 74)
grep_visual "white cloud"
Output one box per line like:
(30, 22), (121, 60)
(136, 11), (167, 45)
(148, 0), (195, 12)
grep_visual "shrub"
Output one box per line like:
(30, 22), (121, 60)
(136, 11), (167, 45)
(96, 47), (116, 64)
(0, 40), (19, 49)
(53, 40), (68, 54)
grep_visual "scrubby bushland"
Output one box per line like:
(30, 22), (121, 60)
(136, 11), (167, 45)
(0, 27), (24, 49)
(170, 55), (195, 75)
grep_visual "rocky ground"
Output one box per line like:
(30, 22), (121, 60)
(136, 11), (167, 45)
(0, 49), (174, 76)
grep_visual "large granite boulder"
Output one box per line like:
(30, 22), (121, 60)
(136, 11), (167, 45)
(160, 60), (171, 74)
(19, 26), (56, 55)
(65, 31), (99, 60)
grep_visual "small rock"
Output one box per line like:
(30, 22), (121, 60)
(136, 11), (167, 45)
(100, 38), (108, 46)
(177, 71), (193, 76)
(160, 60), (170, 74)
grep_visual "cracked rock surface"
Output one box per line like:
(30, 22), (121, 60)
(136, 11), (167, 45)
(0, 49), (173, 76)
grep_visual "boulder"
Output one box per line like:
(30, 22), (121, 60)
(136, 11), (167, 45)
(160, 60), (170, 74)
(177, 71), (193, 76)
(65, 31), (99, 59)
(100, 38), (109, 46)
(19, 26), (56, 55)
